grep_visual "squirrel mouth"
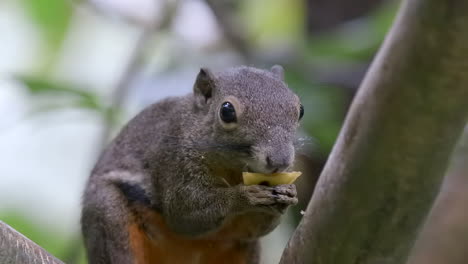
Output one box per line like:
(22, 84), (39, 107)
(246, 166), (292, 175)
(244, 165), (272, 174)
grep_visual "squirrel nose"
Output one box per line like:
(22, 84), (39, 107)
(266, 155), (291, 173)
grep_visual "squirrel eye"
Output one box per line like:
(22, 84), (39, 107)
(220, 102), (237, 123)
(299, 104), (304, 120)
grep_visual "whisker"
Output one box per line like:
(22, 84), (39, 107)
(294, 135), (321, 158)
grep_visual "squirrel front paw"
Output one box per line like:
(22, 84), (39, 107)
(239, 184), (298, 214)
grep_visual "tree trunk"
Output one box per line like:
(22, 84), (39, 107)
(0, 221), (64, 264)
(407, 127), (468, 264)
(280, 0), (468, 263)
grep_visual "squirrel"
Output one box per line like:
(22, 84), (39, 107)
(81, 65), (304, 264)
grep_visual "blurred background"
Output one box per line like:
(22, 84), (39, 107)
(1, 0), (466, 263)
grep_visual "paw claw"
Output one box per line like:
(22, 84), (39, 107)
(241, 184), (298, 213)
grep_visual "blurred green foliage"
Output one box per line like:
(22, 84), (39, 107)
(291, 86), (343, 154)
(20, 0), (72, 47)
(16, 76), (122, 132)
(306, 2), (398, 62)
(1, 212), (78, 263)
(20, 0), (72, 71)
(18, 76), (103, 111)
(241, 0), (305, 46)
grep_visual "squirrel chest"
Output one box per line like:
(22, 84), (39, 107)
(128, 205), (275, 264)
(126, 168), (277, 264)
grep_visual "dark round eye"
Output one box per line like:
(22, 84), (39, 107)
(299, 104), (304, 120)
(220, 102), (237, 123)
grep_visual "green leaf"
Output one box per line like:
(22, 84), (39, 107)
(20, 0), (72, 49)
(20, 0), (73, 72)
(305, 2), (398, 62)
(16, 75), (104, 112)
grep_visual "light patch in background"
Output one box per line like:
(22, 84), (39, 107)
(172, 0), (221, 48)
(91, 0), (164, 25)
(261, 214), (296, 264)
(0, 103), (101, 233)
(52, 7), (141, 96)
(0, 80), (28, 130)
(0, 1), (43, 74)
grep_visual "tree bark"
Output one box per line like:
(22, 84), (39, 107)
(0, 221), (64, 264)
(407, 127), (468, 264)
(280, 0), (468, 263)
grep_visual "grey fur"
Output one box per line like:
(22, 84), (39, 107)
(81, 66), (302, 264)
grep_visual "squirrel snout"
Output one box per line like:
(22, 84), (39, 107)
(263, 143), (294, 173)
(249, 140), (295, 174)
(266, 155), (292, 173)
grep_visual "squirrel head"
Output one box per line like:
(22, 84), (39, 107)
(192, 65), (303, 174)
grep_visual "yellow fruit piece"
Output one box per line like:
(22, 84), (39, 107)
(242, 171), (302, 186)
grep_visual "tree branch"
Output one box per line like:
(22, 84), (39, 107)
(280, 0), (468, 263)
(97, 27), (153, 150)
(407, 126), (468, 264)
(204, 0), (252, 61)
(96, 0), (179, 149)
(0, 221), (64, 264)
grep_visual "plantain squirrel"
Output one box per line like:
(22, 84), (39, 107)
(81, 65), (304, 264)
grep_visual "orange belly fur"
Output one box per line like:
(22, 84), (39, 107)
(128, 210), (252, 264)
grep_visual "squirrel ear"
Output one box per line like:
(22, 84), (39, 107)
(270, 65), (284, 80)
(194, 68), (215, 101)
